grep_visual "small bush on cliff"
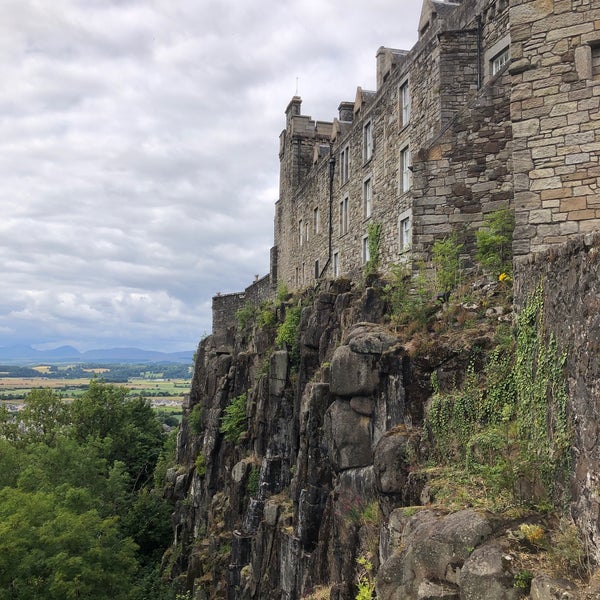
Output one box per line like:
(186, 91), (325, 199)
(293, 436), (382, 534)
(236, 303), (257, 329)
(220, 393), (247, 442)
(476, 208), (514, 277)
(432, 233), (463, 293)
(276, 305), (302, 364)
(188, 404), (203, 434)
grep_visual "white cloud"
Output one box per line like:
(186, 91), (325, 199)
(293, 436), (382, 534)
(0, 0), (420, 352)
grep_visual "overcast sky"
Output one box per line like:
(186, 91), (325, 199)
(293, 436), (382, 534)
(0, 0), (421, 353)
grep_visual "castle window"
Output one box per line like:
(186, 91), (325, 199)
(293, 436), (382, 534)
(592, 45), (600, 80)
(363, 177), (372, 219)
(491, 46), (510, 75)
(314, 207), (320, 234)
(484, 34), (511, 81)
(363, 121), (373, 163)
(305, 221), (310, 243)
(400, 146), (411, 193)
(314, 259), (319, 279)
(333, 251), (340, 277)
(400, 81), (410, 127)
(339, 197), (349, 236)
(340, 145), (350, 184)
(399, 214), (411, 251)
(299, 219), (303, 246)
(362, 235), (370, 265)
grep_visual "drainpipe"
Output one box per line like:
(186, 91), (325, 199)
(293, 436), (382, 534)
(476, 15), (482, 89)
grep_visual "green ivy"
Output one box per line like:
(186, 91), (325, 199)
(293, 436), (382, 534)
(425, 284), (570, 506)
(514, 285), (570, 497)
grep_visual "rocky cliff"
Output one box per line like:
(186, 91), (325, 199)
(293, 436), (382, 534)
(163, 244), (600, 600)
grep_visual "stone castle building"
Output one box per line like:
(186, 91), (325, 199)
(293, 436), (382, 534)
(213, 0), (600, 337)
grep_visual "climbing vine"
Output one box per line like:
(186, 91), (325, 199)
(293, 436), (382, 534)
(425, 284), (570, 505)
(514, 285), (570, 497)
(365, 221), (382, 275)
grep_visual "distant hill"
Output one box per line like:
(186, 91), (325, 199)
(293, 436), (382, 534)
(0, 345), (194, 365)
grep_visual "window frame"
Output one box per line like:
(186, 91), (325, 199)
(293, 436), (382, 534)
(362, 235), (370, 265)
(340, 144), (350, 185)
(339, 196), (349, 236)
(333, 251), (340, 277)
(363, 176), (372, 219)
(363, 120), (373, 163)
(399, 211), (412, 252)
(399, 146), (411, 193)
(400, 80), (410, 127)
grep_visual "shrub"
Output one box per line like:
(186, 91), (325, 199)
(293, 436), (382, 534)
(432, 234), (463, 293)
(476, 208), (514, 276)
(247, 465), (260, 497)
(220, 393), (247, 443)
(188, 404), (203, 434)
(276, 305), (302, 365)
(195, 452), (206, 477)
(236, 303), (257, 329)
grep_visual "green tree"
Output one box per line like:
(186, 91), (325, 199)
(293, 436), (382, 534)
(0, 487), (139, 600)
(70, 380), (164, 488)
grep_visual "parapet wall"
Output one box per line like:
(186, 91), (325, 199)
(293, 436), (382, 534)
(514, 233), (600, 560)
(212, 274), (276, 352)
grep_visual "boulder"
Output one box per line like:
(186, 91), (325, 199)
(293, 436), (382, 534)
(530, 575), (579, 600)
(373, 428), (415, 494)
(459, 544), (520, 600)
(324, 400), (372, 470)
(330, 344), (379, 397)
(377, 510), (493, 600)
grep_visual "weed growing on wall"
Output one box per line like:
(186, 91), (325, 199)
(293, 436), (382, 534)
(365, 222), (382, 276)
(195, 451), (207, 477)
(383, 262), (433, 330)
(219, 393), (247, 443)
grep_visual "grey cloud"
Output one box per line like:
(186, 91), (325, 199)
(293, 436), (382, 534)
(0, 1), (420, 352)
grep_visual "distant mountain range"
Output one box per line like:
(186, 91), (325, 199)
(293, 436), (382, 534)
(0, 345), (194, 365)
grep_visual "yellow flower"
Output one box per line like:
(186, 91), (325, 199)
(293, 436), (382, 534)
(499, 272), (512, 282)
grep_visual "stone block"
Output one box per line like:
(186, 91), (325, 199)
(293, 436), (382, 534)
(561, 197), (587, 211)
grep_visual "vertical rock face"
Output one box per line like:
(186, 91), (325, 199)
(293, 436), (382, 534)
(164, 282), (496, 599)
(164, 256), (597, 598)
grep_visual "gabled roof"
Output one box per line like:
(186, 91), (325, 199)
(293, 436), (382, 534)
(419, 0), (461, 35)
(354, 87), (376, 116)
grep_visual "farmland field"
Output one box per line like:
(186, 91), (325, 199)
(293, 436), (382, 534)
(0, 365), (191, 423)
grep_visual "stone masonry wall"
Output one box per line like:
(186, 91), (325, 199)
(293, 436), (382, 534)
(411, 67), (513, 262)
(274, 0), (514, 291)
(510, 0), (600, 255)
(514, 233), (600, 561)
